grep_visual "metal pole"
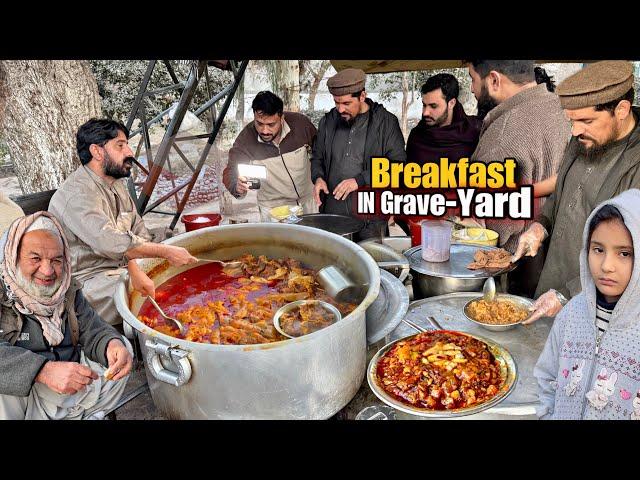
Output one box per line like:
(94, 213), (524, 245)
(163, 60), (180, 85)
(168, 60), (249, 229)
(137, 61), (207, 215)
(126, 61), (156, 131)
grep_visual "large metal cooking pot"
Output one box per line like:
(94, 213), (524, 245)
(114, 223), (380, 419)
(405, 243), (516, 299)
(294, 213), (364, 240)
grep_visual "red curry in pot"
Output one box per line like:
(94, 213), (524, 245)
(137, 254), (356, 345)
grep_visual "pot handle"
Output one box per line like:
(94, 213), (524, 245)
(144, 339), (192, 387)
(376, 261), (410, 283)
(377, 261), (409, 268)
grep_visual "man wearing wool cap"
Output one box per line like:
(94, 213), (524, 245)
(310, 67), (406, 240)
(512, 60), (640, 323)
(0, 211), (133, 419)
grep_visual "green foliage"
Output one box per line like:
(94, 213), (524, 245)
(0, 138), (8, 157)
(368, 68), (472, 104)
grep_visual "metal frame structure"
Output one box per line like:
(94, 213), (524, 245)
(125, 60), (249, 229)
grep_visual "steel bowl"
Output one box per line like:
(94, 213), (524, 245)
(463, 294), (534, 332)
(272, 299), (342, 339)
(367, 329), (518, 418)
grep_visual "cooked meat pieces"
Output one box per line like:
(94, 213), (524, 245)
(279, 303), (337, 337)
(139, 254), (355, 345)
(376, 331), (504, 410)
(467, 248), (512, 270)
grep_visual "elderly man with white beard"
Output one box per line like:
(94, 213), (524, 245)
(0, 211), (133, 420)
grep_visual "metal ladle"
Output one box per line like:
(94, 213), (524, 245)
(317, 265), (367, 303)
(401, 316), (443, 333)
(482, 277), (496, 302)
(195, 258), (243, 269)
(147, 297), (186, 335)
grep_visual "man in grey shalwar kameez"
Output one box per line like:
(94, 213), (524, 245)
(49, 119), (198, 325)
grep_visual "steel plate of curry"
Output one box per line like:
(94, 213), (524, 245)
(137, 254), (356, 345)
(369, 330), (517, 417)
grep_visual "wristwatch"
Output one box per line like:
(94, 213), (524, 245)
(550, 289), (568, 307)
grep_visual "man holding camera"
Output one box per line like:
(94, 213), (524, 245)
(222, 91), (318, 221)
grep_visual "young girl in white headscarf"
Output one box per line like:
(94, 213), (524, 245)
(535, 189), (640, 419)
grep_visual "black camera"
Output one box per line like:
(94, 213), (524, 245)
(247, 178), (261, 190)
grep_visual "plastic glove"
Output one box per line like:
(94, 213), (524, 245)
(523, 289), (563, 325)
(511, 222), (548, 263)
(449, 216), (485, 228)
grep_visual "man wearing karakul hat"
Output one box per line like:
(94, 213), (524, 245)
(310, 68), (406, 240)
(512, 61), (640, 323)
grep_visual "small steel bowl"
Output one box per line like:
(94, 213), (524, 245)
(272, 300), (342, 339)
(463, 294), (534, 332)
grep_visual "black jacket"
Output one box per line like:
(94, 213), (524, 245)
(310, 98), (406, 187)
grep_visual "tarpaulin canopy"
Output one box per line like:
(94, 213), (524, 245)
(330, 60), (583, 74)
(331, 60), (466, 73)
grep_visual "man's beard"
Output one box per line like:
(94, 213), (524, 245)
(339, 114), (355, 126)
(16, 266), (62, 298)
(423, 108), (450, 128)
(476, 83), (499, 119)
(104, 152), (134, 179)
(576, 124), (621, 159)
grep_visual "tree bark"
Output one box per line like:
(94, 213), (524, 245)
(400, 72), (410, 139)
(235, 71), (245, 123)
(0, 60), (102, 194)
(271, 61), (300, 112)
(308, 60), (331, 111)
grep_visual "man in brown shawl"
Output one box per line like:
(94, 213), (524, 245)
(0, 211), (132, 419)
(467, 60), (571, 297)
(396, 73), (482, 233)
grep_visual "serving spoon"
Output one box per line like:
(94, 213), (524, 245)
(195, 258), (243, 269)
(147, 296), (186, 335)
(482, 277), (496, 302)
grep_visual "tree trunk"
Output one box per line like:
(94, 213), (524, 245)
(235, 72), (245, 123)
(400, 72), (410, 140)
(0, 60), (102, 194)
(270, 61), (300, 112)
(308, 60), (331, 111)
